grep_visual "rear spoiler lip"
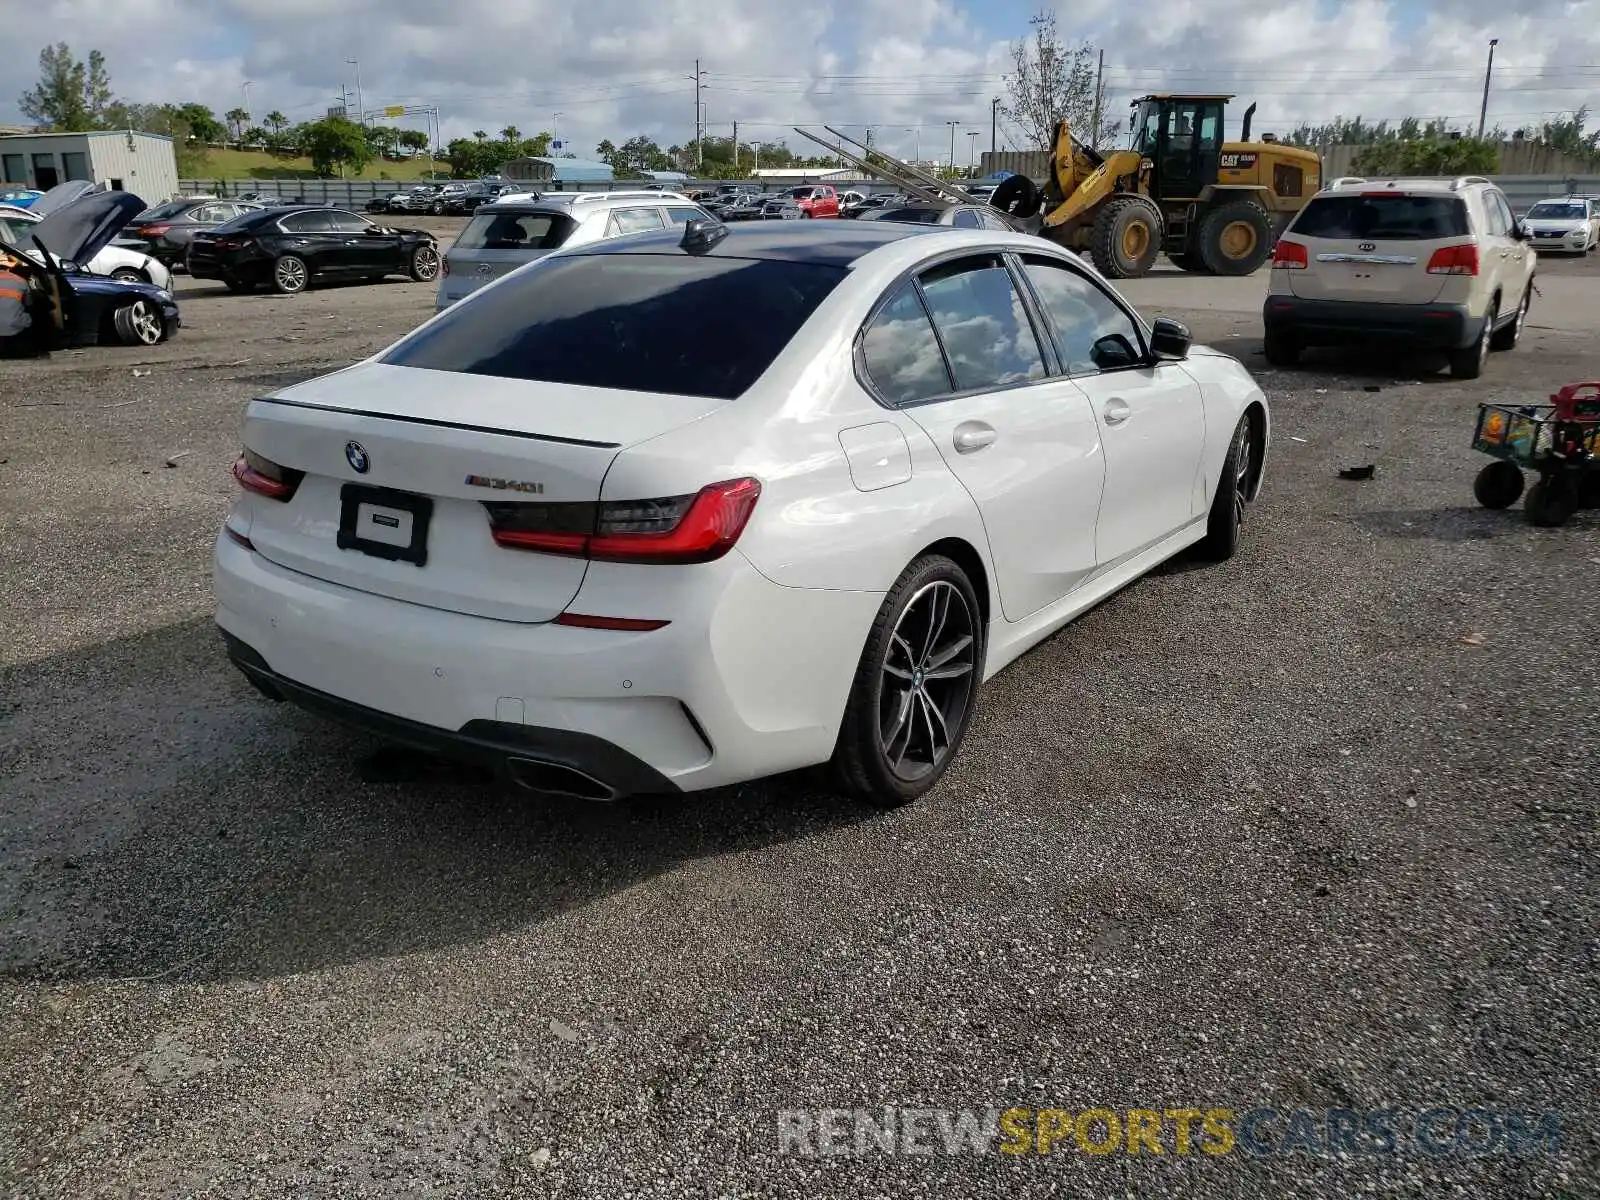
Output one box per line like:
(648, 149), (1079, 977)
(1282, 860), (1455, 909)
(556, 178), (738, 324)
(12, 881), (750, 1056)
(249, 395), (623, 450)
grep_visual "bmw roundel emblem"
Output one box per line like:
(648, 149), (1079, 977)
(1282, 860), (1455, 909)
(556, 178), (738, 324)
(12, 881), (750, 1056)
(345, 441), (370, 473)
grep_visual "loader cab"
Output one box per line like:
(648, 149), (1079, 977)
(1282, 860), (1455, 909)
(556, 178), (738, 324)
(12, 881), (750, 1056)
(1130, 95), (1227, 201)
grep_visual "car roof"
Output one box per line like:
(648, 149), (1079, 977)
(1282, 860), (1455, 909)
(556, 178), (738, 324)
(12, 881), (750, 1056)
(1322, 176), (1491, 196)
(567, 219), (941, 267)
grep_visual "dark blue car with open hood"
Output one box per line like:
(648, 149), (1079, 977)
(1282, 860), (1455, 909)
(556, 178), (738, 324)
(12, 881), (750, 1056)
(0, 189), (181, 355)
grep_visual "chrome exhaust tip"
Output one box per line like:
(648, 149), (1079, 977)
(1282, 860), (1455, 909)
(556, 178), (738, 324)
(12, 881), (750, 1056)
(505, 757), (618, 802)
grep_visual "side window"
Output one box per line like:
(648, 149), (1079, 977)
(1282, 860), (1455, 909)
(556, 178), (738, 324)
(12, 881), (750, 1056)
(193, 205), (224, 223)
(951, 208), (981, 228)
(608, 207), (664, 235)
(327, 210), (372, 233)
(1480, 194), (1508, 238)
(1021, 255), (1145, 374)
(917, 256), (1047, 391)
(979, 210), (1011, 231)
(860, 282), (952, 405)
(665, 207), (702, 225)
(280, 211), (332, 234)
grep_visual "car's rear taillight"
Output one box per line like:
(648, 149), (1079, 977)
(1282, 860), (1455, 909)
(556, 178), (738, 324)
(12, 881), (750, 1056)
(232, 448), (304, 501)
(214, 237), (247, 251)
(1271, 240), (1309, 269)
(485, 477), (761, 564)
(138, 225), (171, 237)
(1426, 244), (1479, 275)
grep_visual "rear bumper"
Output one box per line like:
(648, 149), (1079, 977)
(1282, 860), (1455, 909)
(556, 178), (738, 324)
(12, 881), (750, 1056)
(1263, 295), (1485, 350)
(222, 631), (677, 799)
(213, 529), (881, 794)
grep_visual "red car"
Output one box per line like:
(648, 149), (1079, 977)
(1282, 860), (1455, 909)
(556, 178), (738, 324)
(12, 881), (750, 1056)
(784, 185), (841, 218)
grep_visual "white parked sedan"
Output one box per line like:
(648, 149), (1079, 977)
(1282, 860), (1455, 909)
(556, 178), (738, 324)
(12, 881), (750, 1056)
(1521, 196), (1599, 254)
(214, 219), (1270, 807)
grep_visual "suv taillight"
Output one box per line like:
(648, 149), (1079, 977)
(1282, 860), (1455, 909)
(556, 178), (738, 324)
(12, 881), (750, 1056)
(1271, 240), (1309, 269)
(485, 478), (761, 564)
(1426, 244), (1479, 276)
(232, 448), (304, 501)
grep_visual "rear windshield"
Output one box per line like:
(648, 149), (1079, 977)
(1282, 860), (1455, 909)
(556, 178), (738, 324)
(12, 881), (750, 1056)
(875, 208), (943, 224)
(1291, 195), (1469, 240)
(454, 210), (575, 251)
(1527, 201), (1588, 220)
(381, 253), (846, 400)
(137, 200), (195, 221)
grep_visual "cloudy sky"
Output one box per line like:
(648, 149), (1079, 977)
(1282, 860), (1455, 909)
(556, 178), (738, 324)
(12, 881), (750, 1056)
(2, 0), (1596, 163)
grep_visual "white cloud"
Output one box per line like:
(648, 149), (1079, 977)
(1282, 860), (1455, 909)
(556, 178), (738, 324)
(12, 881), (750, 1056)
(1, 0), (1596, 162)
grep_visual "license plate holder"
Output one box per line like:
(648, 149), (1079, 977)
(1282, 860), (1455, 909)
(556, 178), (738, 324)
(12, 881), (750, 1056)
(337, 483), (432, 567)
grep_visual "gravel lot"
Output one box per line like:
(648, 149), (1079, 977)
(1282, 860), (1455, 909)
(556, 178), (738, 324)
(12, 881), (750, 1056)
(2, 223), (1597, 1198)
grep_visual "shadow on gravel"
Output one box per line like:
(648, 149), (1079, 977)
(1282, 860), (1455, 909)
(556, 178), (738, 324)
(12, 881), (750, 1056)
(0, 616), (876, 986)
(1349, 506), (1530, 542)
(1243, 343), (1457, 384)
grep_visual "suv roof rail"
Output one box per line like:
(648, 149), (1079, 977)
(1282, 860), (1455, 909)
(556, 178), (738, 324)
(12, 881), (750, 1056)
(560, 190), (688, 204)
(1450, 175), (1492, 191)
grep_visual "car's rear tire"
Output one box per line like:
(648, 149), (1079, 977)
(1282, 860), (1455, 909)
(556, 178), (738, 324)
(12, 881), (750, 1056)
(1091, 197), (1162, 278)
(1448, 316), (1491, 379)
(1196, 412), (1255, 561)
(1489, 286), (1530, 351)
(111, 299), (165, 346)
(431, 201), (445, 215)
(1263, 329), (1301, 367)
(1473, 460), (1525, 509)
(830, 555), (983, 808)
(407, 243), (440, 282)
(223, 275), (256, 294)
(271, 254), (309, 294)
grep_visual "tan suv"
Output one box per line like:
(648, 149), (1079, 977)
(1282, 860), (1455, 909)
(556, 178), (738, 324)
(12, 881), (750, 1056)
(1263, 176), (1536, 379)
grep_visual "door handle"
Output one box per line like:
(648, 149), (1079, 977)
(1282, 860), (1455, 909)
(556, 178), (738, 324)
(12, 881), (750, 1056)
(952, 422), (996, 454)
(1103, 398), (1132, 427)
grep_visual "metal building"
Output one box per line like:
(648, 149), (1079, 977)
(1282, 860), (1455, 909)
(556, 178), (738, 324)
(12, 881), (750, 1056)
(0, 130), (180, 204)
(499, 156), (616, 185)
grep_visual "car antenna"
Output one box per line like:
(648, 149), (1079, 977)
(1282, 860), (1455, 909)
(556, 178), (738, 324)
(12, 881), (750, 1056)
(680, 217), (728, 254)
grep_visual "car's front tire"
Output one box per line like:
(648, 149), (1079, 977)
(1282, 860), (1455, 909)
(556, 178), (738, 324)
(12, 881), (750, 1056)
(831, 555), (983, 808)
(1197, 411), (1255, 561)
(111, 299), (166, 346)
(110, 267), (147, 284)
(408, 243), (440, 282)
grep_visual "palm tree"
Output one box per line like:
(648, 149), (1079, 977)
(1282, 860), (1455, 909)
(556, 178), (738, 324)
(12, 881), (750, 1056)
(472, 129), (488, 142)
(265, 110), (287, 135)
(224, 107), (249, 146)
(500, 125), (521, 143)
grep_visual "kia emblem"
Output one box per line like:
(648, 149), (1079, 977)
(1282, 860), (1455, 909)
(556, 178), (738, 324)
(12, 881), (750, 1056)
(1358, 241), (1376, 252)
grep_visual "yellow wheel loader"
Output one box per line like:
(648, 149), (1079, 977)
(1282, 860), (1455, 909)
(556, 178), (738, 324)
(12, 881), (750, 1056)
(990, 95), (1322, 278)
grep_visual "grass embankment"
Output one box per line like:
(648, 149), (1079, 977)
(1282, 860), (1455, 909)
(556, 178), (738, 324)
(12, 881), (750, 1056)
(196, 148), (448, 181)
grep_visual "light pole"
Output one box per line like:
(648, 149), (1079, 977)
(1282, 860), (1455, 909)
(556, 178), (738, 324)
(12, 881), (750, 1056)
(947, 120), (958, 171)
(241, 80), (252, 122)
(1477, 38), (1499, 140)
(552, 111), (562, 154)
(906, 127), (919, 161)
(967, 131), (979, 174)
(346, 60), (364, 127)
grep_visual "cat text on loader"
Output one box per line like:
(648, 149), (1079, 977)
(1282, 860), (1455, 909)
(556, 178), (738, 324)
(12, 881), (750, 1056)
(991, 95), (1321, 279)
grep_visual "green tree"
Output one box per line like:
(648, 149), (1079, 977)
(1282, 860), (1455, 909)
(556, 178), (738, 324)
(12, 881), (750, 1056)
(300, 116), (373, 177)
(18, 43), (114, 130)
(223, 107), (249, 145)
(397, 128), (429, 155)
(176, 102), (225, 144)
(1534, 107), (1600, 163)
(264, 110), (288, 136)
(1351, 134), (1499, 175)
(242, 125), (268, 148)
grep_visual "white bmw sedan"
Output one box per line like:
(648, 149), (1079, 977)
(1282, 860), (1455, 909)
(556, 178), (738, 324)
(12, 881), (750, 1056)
(214, 219), (1270, 807)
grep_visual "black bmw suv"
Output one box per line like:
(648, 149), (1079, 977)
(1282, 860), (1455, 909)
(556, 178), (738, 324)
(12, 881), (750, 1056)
(186, 205), (440, 294)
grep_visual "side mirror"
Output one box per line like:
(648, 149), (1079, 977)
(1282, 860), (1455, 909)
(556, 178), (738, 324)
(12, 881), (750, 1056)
(1511, 222), (1529, 241)
(1148, 316), (1191, 360)
(1091, 333), (1141, 370)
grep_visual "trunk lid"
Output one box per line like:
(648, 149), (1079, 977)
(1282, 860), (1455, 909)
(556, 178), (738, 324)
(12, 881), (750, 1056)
(240, 361), (731, 623)
(1283, 192), (1469, 305)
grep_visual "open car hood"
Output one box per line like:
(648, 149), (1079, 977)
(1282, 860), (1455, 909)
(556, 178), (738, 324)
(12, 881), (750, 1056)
(28, 179), (101, 219)
(17, 191), (146, 269)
